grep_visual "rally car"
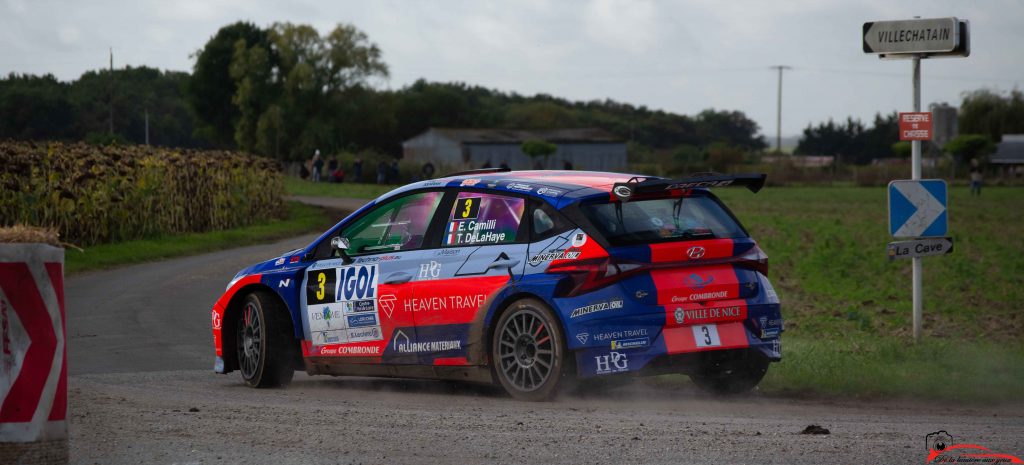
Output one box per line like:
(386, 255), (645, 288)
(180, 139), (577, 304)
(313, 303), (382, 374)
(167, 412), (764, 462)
(211, 169), (782, 401)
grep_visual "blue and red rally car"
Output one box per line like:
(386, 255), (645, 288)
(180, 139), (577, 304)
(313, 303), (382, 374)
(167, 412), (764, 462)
(211, 169), (782, 400)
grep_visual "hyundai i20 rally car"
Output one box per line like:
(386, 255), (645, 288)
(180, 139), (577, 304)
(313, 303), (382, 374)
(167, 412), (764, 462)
(211, 169), (782, 401)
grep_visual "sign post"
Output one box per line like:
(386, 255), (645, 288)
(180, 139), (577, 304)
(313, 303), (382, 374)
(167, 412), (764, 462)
(865, 16), (969, 341)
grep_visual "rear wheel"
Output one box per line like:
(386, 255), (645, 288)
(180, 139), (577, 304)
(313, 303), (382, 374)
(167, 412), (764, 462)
(689, 353), (769, 395)
(236, 290), (296, 388)
(492, 298), (565, 401)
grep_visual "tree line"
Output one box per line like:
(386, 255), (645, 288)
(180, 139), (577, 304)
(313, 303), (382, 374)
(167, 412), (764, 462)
(0, 21), (765, 163)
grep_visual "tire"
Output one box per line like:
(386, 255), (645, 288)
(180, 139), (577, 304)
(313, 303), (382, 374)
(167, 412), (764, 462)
(236, 290), (296, 388)
(689, 353), (769, 395)
(492, 298), (566, 401)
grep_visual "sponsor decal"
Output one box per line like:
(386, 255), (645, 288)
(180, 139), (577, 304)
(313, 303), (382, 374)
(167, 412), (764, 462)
(460, 179), (480, 187)
(686, 246), (705, 259)
(314, 329), (347, 345)
(612, 185), (632, 199)
(592, 328), (648, 342)
(339, 265), (378, 300)
(536, 187), (563, 197)
(674, 306), (743, 323)
(211, 310), (221, 330)
(506, 182), (532, 192)
(345, 299), (376, 313)
(419, 260), (441, 279)
(434, 248), (461, 257)
(421, 180), (445, 187)
(594, 351), (629, 375)
(685, 273), (713, 289)
(571, 232), (587, 248)
(378, 294), (396, 319)
(925, 431), (1024, 463)
(353, 255), (399, 264)
(569, 300), (624, 318)
(347, 326), (381, 342)
(317, 345), (381, 356)
(650, 217), (665, 227)
(576, 333), (589, 344)
(310, 305), (345, 331)
(346, 313), (378, 328)
(403, 293), (487, 313)
(670, 290), (729, 303)
(635, 290), (649, 299)
(611, 337), (650, 350)
(289, 255), (300, 263)
(392, 330), (462, 353)
(274, 257), (286, 266)
(528, 249), (581, 266)
(772, 339), (780, 355)
(665, 180), (735, 190)
(278, 278), (291, 288)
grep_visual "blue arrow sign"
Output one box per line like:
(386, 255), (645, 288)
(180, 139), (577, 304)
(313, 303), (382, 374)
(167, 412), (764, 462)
(888, 180), (947, 237)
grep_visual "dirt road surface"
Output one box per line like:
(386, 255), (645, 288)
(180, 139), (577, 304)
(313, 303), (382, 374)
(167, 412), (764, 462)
(64, 198), (1024, 464)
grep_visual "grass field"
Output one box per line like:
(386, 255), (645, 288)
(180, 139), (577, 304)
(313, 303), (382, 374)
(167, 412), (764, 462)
(65, 202), (329, 274)
(284, 177), (396, 199)
(714, 186), (1024, 402)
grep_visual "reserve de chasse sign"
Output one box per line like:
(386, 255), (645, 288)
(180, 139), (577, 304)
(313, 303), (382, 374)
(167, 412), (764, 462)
(899, 112), (932, 141)
(862, 17), (959, 55)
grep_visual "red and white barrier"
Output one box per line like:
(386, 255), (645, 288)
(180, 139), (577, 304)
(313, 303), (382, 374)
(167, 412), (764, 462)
(0, 244), (67, 463)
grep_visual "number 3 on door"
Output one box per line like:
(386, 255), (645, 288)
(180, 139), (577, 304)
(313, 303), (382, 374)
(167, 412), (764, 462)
(691, 324), (721, 348)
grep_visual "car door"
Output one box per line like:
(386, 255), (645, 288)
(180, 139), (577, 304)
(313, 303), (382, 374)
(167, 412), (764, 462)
(404, 190), (529, 365)
(301, 190), (445, 364)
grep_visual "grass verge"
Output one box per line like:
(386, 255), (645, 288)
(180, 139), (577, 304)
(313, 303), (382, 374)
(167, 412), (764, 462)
(65, 201), (328, 274)
(284, 177), (396, 199)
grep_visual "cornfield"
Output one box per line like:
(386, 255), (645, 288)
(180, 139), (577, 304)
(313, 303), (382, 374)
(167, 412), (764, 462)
(0, 140), (285, 246)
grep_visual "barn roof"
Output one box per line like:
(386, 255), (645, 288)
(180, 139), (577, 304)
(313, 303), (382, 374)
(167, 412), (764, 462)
(991, 134), (1024, 164)
(421, 127), (622, 144)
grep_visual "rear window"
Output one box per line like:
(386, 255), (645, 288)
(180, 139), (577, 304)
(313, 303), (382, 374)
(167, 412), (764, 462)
(581, 195), (747, 246)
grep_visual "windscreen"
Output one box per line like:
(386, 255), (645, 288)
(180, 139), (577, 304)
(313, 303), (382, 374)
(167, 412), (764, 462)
(581, 195), (747, 246)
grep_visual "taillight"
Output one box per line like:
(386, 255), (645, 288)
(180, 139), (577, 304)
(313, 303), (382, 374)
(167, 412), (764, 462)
(546, 257), (649, 297)
(737, 245), (769, 276)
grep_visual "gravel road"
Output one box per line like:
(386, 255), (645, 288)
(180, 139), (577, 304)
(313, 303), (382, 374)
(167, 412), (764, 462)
(63, 197), (1024, 464)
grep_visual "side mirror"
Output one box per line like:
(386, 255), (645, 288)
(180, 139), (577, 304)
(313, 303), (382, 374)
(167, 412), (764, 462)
(331, 236), (353, 265)
(331, 236), (350, 251)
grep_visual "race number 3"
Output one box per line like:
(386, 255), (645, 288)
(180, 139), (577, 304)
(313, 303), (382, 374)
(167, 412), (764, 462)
(455, 197), (480, 219)
(691, 324), (721, 348)
(306, 269), (337, 304)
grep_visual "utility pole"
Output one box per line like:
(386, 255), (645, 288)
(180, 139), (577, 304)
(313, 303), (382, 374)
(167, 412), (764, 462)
(771, 65), (791, 154)
(144, 108), (149, 145)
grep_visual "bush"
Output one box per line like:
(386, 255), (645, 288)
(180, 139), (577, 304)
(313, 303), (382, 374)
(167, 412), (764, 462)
(1, 140), (285, 246)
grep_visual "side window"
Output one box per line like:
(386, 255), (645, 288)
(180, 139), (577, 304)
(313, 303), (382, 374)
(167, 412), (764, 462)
(443, 192), (525, 246)
(530, 201), (571, 241)
(342, 191), (443, 255)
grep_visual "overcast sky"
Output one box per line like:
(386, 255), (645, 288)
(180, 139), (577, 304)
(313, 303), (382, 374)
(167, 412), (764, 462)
(2, 0), (1022, 141)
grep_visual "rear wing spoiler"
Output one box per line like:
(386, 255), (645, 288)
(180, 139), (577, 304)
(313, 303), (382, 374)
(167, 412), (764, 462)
(611, 173), (767, 201)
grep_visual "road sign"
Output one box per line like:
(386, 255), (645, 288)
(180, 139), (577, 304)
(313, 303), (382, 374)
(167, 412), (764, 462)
(899, 112), (932, 140)
(888, 180), (947, 237)
(888, 237), (953, 260)
(863, 17), (958, 54)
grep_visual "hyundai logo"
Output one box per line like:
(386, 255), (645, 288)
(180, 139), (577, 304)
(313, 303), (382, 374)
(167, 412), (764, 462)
(687, 246), (705, 259)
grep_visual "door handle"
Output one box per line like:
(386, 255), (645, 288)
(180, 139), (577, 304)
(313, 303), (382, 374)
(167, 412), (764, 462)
(383, 272), (412, 284)
(486, 259), (521, 271)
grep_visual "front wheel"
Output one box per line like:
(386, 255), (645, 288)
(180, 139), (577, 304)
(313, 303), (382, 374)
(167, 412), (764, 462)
(492, 298), (566, 401)
(236, 290), (296, 388)
(689, 353), (769, 395)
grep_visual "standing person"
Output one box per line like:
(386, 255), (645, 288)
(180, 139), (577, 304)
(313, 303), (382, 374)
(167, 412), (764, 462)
(327, 157), (338, 174)
(421, 161), (435, 180)
(376, 160), (387, 184)
(353, 157), (363, 183)
(390, 159), (400, 183)
(970, 167), (983, 196)
(311, 150), (324, 183)
(563, 160), (574, 170)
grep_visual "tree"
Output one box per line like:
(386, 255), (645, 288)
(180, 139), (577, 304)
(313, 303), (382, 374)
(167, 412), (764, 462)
(503, 101), (578, 129)
(694, 109), (767, 151)
(959, 89), (1024, 142)
(891, 141), (911, 158)
(943, 134), (996, 165)
(188, 22), (270, 147)
(521, 139), (557, 168)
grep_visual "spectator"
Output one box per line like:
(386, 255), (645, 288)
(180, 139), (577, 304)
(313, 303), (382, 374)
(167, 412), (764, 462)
(327, 157), (339, 173)
(970, 167), (983, 196)
(421, 161), (435, 179)
(299, 163), (310, 180)
(376, 160), (388, 184)
(353, 157), (363, 182)
(330, 165), (346, 183)
(563, 160), (573, 170)
(311, 149), (324, 182)
(390, 159), (400, 183)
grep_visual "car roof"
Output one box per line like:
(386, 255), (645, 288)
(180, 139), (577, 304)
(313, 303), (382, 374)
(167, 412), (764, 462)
(384, 170), (657, 208)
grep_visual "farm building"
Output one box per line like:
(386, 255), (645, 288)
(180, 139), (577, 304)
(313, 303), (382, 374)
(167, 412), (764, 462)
(401, 128), (627, 172)
(991, 134), (1024, 177)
